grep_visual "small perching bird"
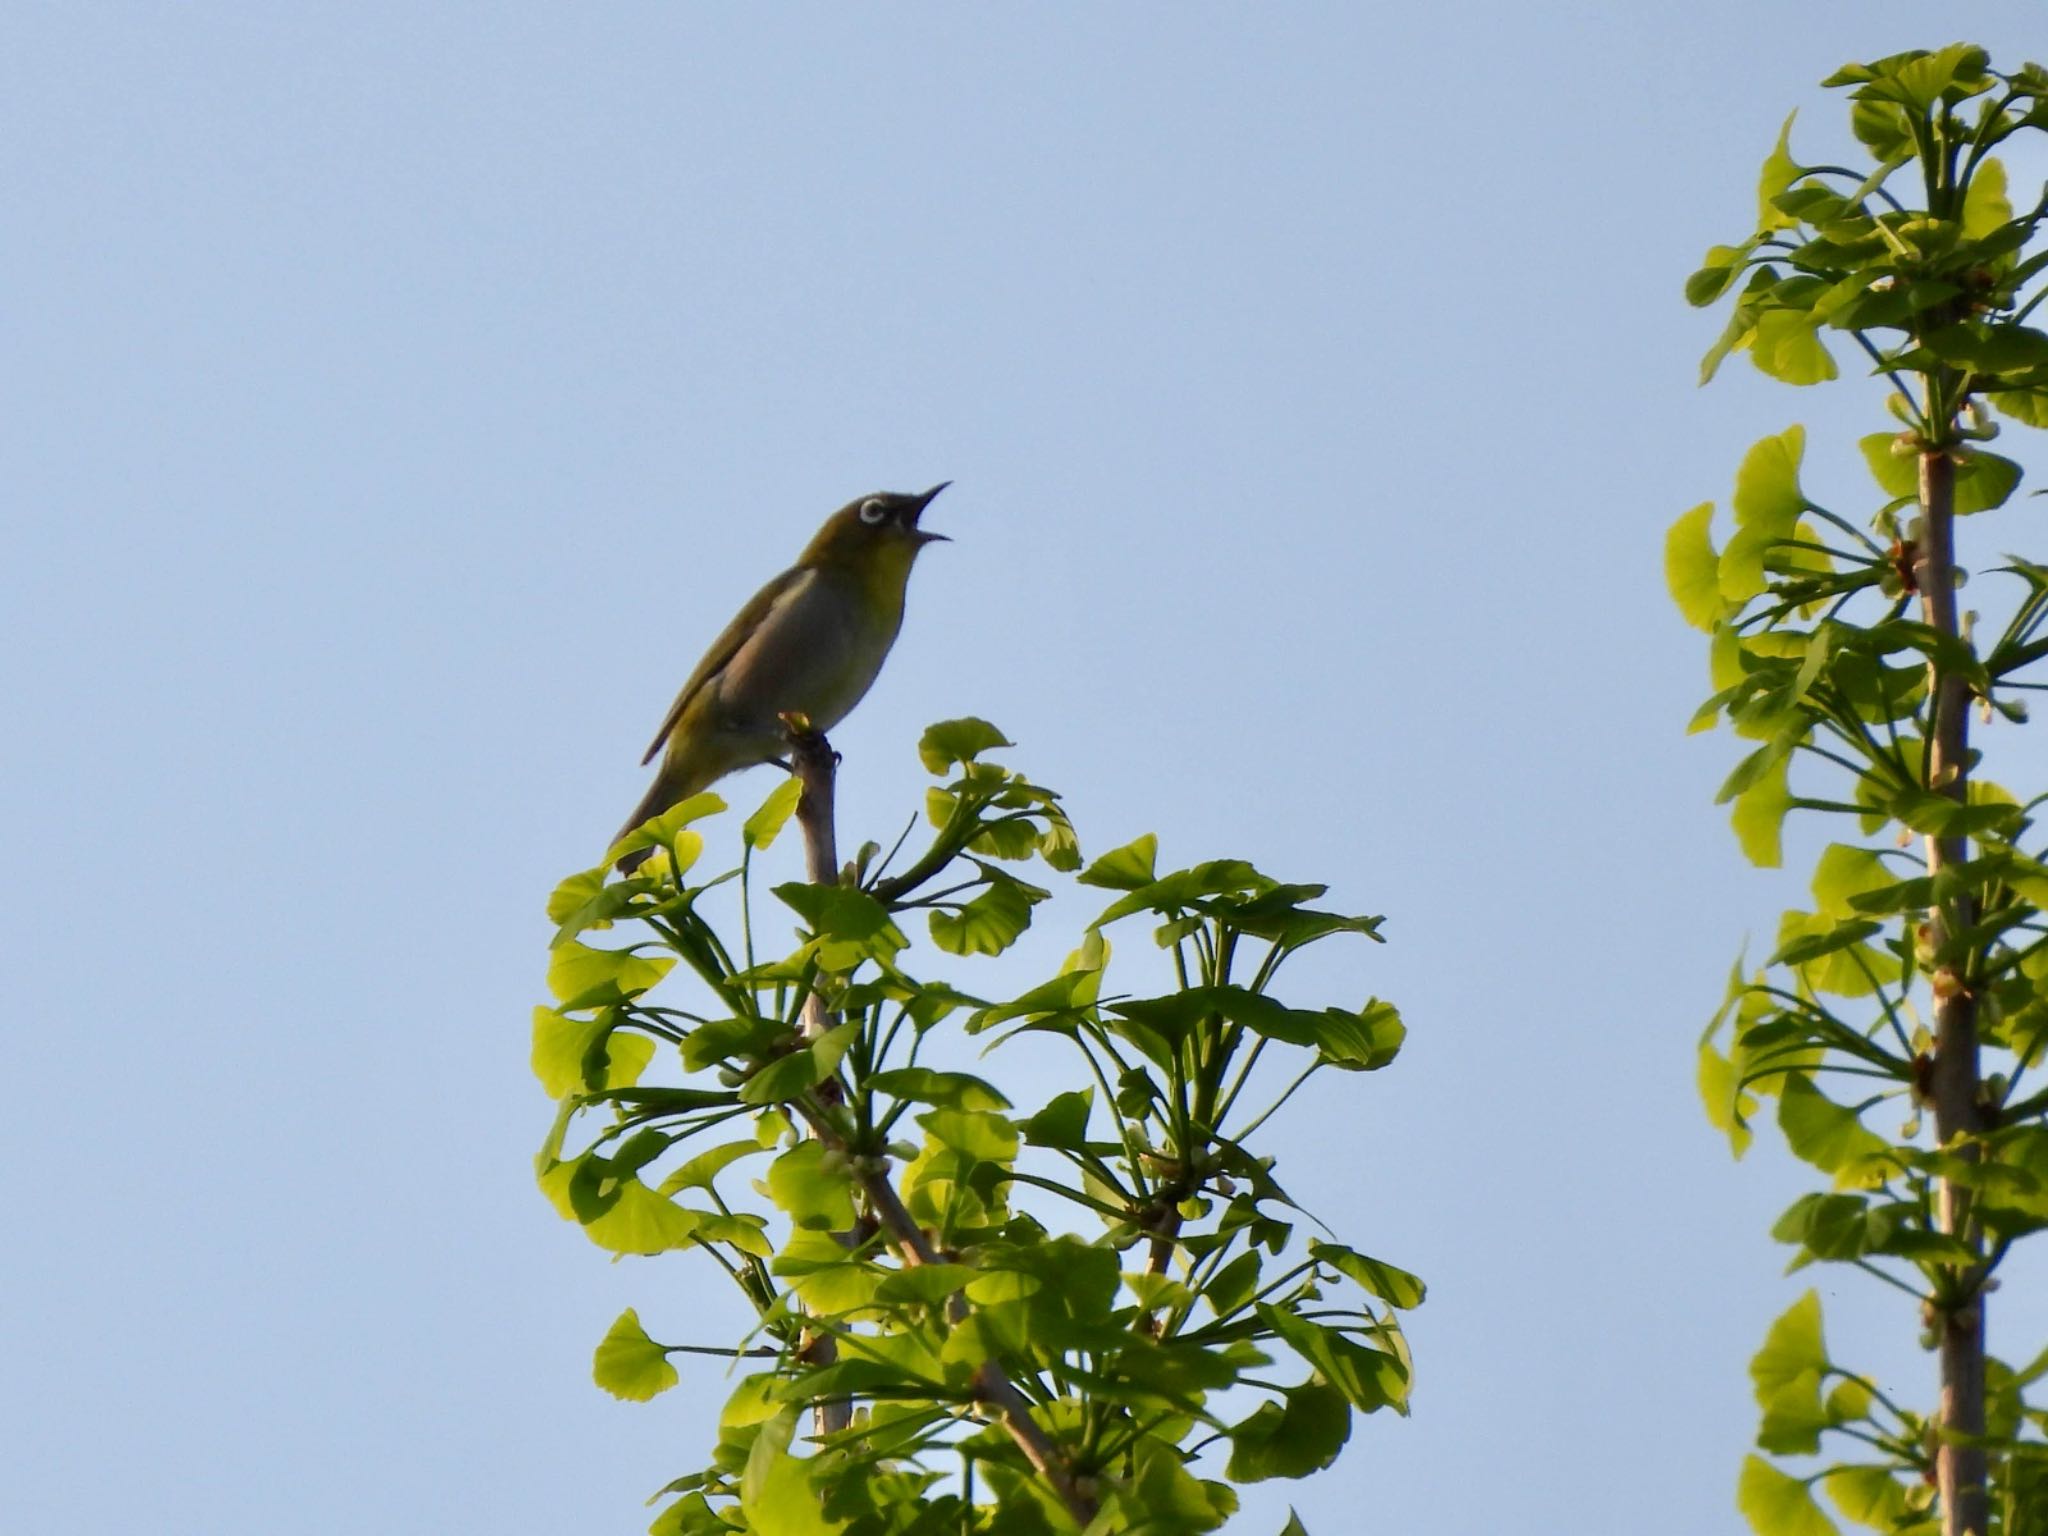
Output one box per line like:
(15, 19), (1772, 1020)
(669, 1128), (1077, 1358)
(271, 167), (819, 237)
(612, 484), (951, 871)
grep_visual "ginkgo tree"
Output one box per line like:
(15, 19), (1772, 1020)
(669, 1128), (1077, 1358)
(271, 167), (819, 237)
(533, 719), (1419, 1534)
(1671, 43), (2048, 1536)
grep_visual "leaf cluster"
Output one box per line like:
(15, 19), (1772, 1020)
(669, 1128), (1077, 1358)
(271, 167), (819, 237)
(1687, 44), (2048, 442)
(1674, 46), (2048, 1536)
(536, 722), (1418, 1535)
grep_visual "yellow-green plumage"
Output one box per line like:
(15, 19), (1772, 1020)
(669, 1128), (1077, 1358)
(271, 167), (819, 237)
(613, 485), (949, 870)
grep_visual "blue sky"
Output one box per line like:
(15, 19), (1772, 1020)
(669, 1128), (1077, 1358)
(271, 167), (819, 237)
(8, 6), (2048, 1533)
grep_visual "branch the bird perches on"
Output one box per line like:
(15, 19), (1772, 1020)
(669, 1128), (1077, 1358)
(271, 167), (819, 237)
(778, 718), (1098, 1526)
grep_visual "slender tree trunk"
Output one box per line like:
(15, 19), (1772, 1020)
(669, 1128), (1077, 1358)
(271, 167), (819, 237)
(1914, 443), (1988, 1536)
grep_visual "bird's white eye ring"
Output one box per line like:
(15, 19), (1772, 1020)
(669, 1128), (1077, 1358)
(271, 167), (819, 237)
(858, 497), (888, 525)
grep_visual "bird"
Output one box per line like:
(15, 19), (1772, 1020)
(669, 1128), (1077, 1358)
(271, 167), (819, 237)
(612, 484), (951, 872)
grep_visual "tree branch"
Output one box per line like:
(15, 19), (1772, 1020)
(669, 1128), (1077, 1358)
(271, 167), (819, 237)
(854, 1164), (1098, 1525)
(784, 723), (1097, 1525)
(785, 720), (851, 1440)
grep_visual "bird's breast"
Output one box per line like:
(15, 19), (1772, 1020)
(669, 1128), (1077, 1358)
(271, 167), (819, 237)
(714, 566), (902, 735)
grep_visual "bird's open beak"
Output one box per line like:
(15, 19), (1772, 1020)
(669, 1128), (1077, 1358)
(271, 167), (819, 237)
(910, 481), (951, 543)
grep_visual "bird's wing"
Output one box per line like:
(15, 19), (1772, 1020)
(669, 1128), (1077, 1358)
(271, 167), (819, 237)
(640, 566), (812, 764)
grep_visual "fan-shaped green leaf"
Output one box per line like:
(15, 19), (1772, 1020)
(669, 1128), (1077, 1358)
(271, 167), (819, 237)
(1227, 1382), (1350, 1483)
(742, 778), (803, 851)
(1308, 1241), (1425, 1309)
(546, 941), (674, 1005)
(1668, 502), (1724, 630)
(1738, 1455), (1840, 1536)
(917, 717), (1013, 773)
(593, 1308), (678, 1401)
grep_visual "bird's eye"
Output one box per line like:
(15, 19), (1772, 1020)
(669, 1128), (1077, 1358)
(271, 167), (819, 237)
(858, 498), (888, 526)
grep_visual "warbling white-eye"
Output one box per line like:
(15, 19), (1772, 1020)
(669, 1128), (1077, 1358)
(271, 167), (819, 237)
(613, 484), (950, 870)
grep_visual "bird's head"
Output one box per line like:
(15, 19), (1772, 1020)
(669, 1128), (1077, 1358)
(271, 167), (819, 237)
(800, 483), (951, 572)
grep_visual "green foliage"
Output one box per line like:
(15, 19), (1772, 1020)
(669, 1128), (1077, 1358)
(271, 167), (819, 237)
(1740, 1455), (1843, 1536)
(595, 1308), (681, 1402)
(535, 726), (1416, 1534)
(1676, 44), (2048, 1534)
